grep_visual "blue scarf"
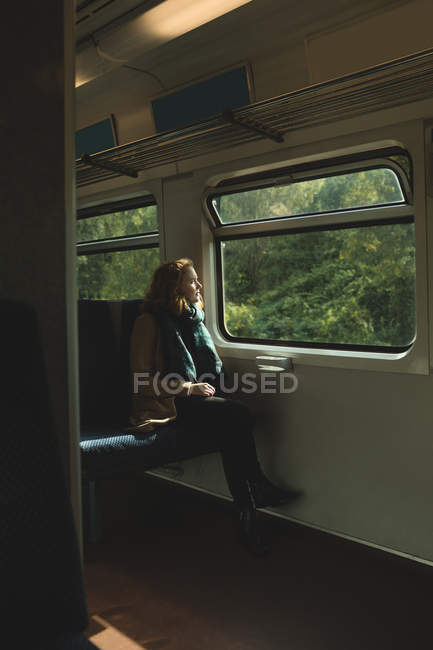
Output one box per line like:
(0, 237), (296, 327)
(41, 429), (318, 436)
(154, 305), (222, 384)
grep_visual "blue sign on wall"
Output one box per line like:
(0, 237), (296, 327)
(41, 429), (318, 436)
(75, 116), (116, 159)
(152, 66), (251, 133)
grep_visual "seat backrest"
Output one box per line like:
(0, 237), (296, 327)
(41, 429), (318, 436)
(0, 299), (88, 639)
(78, 299), (142, 429)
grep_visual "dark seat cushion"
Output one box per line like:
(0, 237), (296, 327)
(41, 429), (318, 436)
(78, 299), (142, 429)
(80, 430), (165, 478)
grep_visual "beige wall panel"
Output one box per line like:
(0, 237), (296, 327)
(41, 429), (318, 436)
(252, 42), (309, 100)
(162, 175), (204, 270)
(307, 0), (433, 84)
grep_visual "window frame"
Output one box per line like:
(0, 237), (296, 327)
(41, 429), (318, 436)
(76, 195), (160, 299)
(205, 151), (415, 355)
(206, 156), (412, 228)
(77, 195), (158, 246)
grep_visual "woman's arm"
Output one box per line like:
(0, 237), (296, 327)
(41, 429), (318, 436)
(131, 313), (216, 398)
(130, 313), (191, 398)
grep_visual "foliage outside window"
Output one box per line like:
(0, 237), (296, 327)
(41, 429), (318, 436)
(211, 158), (415, 351)
(78, 247), (160, 300)
(77, 204), (157, 242)
(77, 201), (160, 300)
(221, 224), (415, 348)
(213, 168), (404, 225)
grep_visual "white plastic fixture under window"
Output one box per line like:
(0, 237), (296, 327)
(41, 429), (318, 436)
(256, 355), (293, 372)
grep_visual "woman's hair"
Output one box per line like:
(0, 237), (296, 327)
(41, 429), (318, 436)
(142, 258), (203, 315)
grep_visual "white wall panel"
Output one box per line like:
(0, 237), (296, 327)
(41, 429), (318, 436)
(149, 117), (433, 563)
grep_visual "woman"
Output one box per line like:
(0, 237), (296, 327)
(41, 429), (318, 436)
(129, 258), (293, 554)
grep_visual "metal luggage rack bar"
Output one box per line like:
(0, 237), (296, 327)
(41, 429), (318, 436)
(76, 47), (433, 188)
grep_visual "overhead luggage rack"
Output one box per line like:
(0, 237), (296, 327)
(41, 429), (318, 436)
(76, 47), (433, 187)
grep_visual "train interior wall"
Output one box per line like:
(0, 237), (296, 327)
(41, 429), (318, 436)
(76, 0), (433, 565)
(76, 0), (433, 143)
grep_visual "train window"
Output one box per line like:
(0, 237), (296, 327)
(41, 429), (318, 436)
(212, 166), (406, 225)
(77, 197), (160, 300)
(209, 153), (415, 353)
(77, 201), (157, 243)
(219, 223), (415, 350)
(77, 247), (160, 300)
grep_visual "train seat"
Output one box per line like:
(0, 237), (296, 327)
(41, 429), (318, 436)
(78, 299), (217, 542)
(78, 299), (180, 479)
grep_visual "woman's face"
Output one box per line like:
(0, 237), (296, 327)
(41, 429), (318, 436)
(180, 266), (202, 303)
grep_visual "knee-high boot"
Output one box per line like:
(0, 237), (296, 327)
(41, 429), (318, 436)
(233, 479), (270, 556)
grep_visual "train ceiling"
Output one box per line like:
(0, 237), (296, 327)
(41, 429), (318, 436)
(75, 0), (403, 89)
(76, 0), (166, 44)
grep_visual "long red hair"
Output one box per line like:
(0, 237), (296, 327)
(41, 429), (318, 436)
(142, 258), (203, 315)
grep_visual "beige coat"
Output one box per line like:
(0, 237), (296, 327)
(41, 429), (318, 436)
(129, 312), (191, 433)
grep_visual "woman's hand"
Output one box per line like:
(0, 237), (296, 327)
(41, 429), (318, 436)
(189, 382), (215, 396)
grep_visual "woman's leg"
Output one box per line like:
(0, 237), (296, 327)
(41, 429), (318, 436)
(172, 395), (294, 555)
(174, 395), (300, 510)
(173, 395), (260, 509)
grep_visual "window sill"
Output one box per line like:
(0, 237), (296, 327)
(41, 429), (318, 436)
(212, 335), (428, 375)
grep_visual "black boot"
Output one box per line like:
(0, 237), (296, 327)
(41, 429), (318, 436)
(250, 470), (302, 509)
(235, 479), (270, 556)
(238, 504), (270, 556)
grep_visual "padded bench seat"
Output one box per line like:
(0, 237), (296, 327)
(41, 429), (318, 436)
(78, 299), (221, 541)
(78, 299), (162, 540)
(80, 425), (206, 480)
(80, 430), (159, 479)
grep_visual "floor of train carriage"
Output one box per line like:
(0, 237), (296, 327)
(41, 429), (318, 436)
(83, 475), (431, 650)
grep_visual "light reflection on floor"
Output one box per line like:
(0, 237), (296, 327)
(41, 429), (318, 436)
(89, 615), (149, 649)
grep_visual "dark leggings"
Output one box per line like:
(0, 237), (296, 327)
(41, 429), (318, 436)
(172, 395), (261, 508)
